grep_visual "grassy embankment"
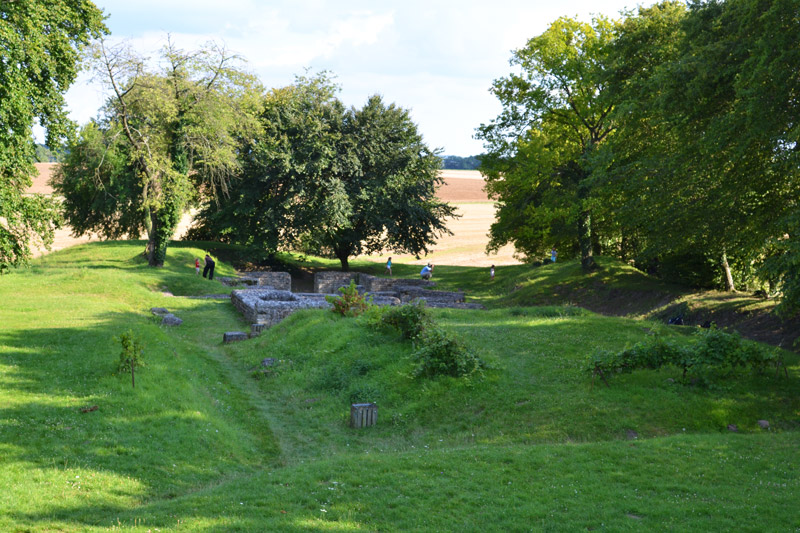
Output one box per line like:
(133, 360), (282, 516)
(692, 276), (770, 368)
(1, 241), (798, 531)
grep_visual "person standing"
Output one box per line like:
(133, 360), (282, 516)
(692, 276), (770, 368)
(203, 254), (216, 280)
(195, 258), (201, 275)
(551, 247), (557, 263)
(385, 257), (392, 276)
(490, 264), (495, 281)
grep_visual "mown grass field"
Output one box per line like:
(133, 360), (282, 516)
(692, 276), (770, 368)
(1, 241), (798, 531)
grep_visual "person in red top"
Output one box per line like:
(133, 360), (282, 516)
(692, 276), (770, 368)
(195, 258), (201, 275)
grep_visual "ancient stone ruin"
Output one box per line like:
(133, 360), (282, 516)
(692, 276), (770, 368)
(227, 271), (484, 338)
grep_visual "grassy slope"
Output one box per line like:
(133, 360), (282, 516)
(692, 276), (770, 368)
(1, 242), (798, 531)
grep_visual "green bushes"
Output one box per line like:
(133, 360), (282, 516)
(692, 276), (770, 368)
(378, 300), (432, 339)
(588, 327), (783, 386)
(372, 301), (483, 379)
(326, 281), (371, 317)
(411, 327), (483, 378)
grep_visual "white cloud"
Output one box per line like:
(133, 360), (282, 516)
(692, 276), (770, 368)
(56, 0), (655, 154)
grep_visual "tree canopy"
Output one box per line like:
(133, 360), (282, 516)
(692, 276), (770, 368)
(478, 0), (800, 312)
(477, 16), (615, 270)
(54, 39), (262, 266)
(0, 0), (106, 273)
(191, 74), (455, 270)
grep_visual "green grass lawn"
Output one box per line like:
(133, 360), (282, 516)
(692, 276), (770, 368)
(1, 242), (798, 531)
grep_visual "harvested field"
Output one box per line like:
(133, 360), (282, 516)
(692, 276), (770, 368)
(28, 164), (520, 266)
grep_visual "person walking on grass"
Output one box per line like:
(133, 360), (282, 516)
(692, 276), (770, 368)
(203, 254), (215, 280)
(490, 264), (495, 281)
(195, 257), (201, 275)
(385, 257), (392, 276)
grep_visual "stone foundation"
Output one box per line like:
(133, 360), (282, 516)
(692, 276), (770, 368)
(231, 271), (482, 331)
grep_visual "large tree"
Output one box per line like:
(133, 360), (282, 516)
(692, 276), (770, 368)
(192, 74), (455, 270)
(477, 16), (616, 270)
(600, 0), (799, 295)
(0, 0), (105, 273)
(54, 39), (262, 266)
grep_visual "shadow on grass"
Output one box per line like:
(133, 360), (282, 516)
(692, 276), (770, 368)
(0, 307), (280, 530)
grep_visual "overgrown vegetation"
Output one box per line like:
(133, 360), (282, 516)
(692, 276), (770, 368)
(588, 328), (784, 387)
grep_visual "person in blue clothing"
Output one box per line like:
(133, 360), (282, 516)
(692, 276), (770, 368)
(385, 257), (392, 276)
(551, 247), (557, 263)
(420, 263), (433, 280)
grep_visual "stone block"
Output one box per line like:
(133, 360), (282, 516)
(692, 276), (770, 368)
(151, 307), (170, 316)
(223, 331), (248, 343)
(161, 313), (183, 326)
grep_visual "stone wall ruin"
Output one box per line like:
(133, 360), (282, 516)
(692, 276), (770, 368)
(230, 270), (483, 331)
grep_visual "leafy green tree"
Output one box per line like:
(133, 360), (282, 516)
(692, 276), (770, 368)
(194, 75), (455, 271)
(54, 39), (262, 266)
(320, 95), (456, 270)
(600, 0), (799, 297)
(0, 0), (105, 273)
(477, 16), (616, 270)
(189, 73), (353, 255)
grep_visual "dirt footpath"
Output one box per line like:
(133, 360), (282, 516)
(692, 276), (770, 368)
(29, 165), (520, 266)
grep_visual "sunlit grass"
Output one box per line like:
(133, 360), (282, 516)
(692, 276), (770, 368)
(1, 240), (798, 531)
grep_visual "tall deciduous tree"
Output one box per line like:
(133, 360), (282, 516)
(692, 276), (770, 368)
(601, 0), (799, 296)
(0, 0), (105, 272)
(54, 38), (262, 266)
(192, 74), (455, 270)
(477, 16), (615, 270)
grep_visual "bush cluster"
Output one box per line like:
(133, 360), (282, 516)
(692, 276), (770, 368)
(373, 301), (483, 379)
(587, 328), (782, 386)
(411, 327), (483, 378)
(378, 300), (432, 339)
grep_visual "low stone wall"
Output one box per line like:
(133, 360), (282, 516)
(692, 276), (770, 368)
(314, 272), (359, 294)
(396, 287), (465, 304)
(237, 271), (292, 290)
(232, 271), (481, 330)
(231, 289), (331, 326)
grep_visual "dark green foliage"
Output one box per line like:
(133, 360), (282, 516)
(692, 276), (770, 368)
(0, 0), (105, 272)
(412, 327), (483, 378)
(325, 280), (371, 317)
(193, 74), (456, 271)
(115, 329), (144, 374)
(379, 300), (433, 339)
(588, 328), (780, 386)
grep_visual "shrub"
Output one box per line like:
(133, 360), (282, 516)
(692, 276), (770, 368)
(325, 280), (371, 317)
(115, 329), (144, 374)
(587, 328), (780, 386)
(115, 329), (144, 387)
(412, 327), (483, 378)
(380, 300), (433, 339)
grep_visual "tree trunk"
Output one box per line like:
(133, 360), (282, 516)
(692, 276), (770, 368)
(334, 246), (351, 272)
(578, 209), (595, 271)
(146, 200), (182, 267)
(721, 250), (735, 292)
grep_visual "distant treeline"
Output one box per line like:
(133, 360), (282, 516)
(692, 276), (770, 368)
(439, 155), (480, 170)
(35, 143), (62, 163)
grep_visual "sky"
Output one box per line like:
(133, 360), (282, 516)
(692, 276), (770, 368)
(62, 0), (657, 156)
